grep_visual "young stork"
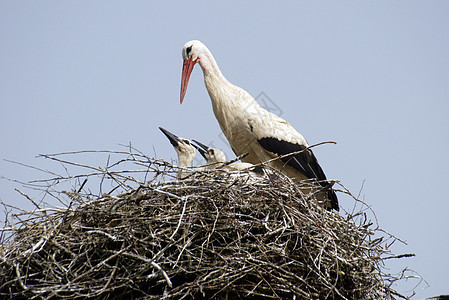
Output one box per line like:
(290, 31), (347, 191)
(192, 140), (267, 185)
(159, 127), (196, 179)
(180, 40), (338, 211)
(192, 139), (264, 174)
(192, 140), (227, 168)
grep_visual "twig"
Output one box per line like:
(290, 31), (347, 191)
(121, 251), (173, 288)
(169, 197), (188, 240)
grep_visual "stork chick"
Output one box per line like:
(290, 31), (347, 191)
(192, 139), (261, 173)
(159, 127), (196, 179)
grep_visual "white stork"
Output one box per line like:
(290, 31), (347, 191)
(159, 127), (197, 179)
(192, 139), (264, 174)
(180, 40), (338, 210)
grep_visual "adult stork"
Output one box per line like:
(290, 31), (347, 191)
(159, 127), (197, 179)
(180, 40), (339, 211)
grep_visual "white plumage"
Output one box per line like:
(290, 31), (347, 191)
(180, 40), (338, 210)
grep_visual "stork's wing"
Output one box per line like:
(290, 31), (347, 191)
(257, 137), (339, 210)
(258, 137), (327, 180)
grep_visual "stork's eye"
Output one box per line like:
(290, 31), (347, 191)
(186, 45), (193, 56)
(209, 149), (215, 155)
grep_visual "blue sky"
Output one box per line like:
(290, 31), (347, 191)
(1, 1), (448, 298)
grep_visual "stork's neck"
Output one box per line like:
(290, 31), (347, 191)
(198, 47), (258, 145)
(176, 151), (194, 180)
(199, 51), (253, 113)
(177, 152), (194, 169)
(198, 49), (223, 81)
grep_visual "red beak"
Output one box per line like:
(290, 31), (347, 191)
(180, 57), (197, 104)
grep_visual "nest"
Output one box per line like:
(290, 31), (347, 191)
(0, 149), (415, 299)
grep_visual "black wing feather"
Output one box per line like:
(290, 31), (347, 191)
(258, 137), (339, 210)
(258, 137), (326, 180)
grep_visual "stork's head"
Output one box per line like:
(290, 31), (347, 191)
(205, 148), (227, 163)
(193, 139), (227, 163)
(180, 40), (209, 104)
(159, 127), (196, 167)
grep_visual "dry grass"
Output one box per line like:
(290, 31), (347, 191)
(0, 148), (417, 299)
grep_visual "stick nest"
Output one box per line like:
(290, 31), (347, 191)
(0, 149), (413, 299)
